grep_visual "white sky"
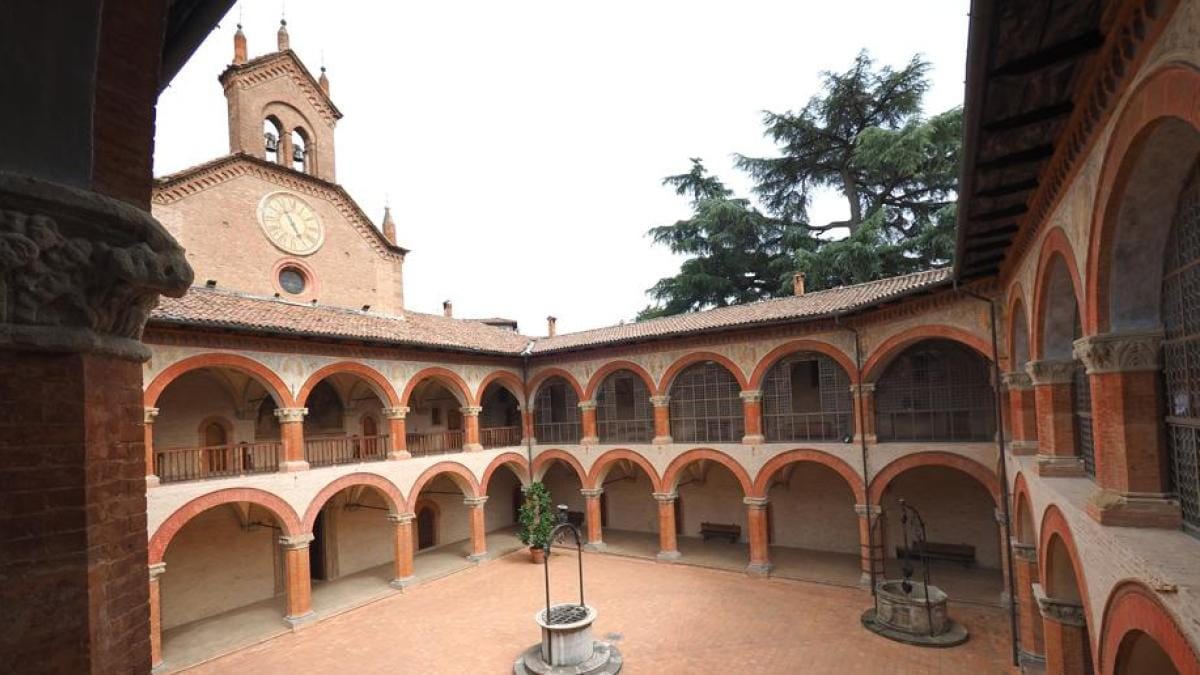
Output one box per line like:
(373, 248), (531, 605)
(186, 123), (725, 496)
(156, 0), (969, 336)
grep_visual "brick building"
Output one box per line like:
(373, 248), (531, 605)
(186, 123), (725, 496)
(2, 1), (1199, 674)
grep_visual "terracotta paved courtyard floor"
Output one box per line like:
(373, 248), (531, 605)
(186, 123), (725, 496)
(186, 550), (1016, 674)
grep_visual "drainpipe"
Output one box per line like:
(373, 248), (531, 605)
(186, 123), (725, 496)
(956, 281), (1019, 668)
(521, 340), (535, 485)
(836, 316), (877, 606)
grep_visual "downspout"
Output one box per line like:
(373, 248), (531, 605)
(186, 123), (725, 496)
(836, 316), (876, 604)
(521, 340), (536, 485)
(956, 282), (1019, 668)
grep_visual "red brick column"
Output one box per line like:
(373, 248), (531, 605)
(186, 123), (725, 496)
(1012, 543), (1045, 666)
(148, 563), (166, 668)
(520, 405), (535, 444)
(465, 496), (489, 561)
(653, 492), (681, 561)
(856, 504), (886, 587)
(1074, 331), (1180, 528)
(280, 534), (316, 626)
(144, 406), (160, 485)
(581, 488), (605, 551)
(1034, 583), (1088, 675)
(740, 390), (765, 445)
(996, 509), (1012, 608)
(461, 406), (483, 451)
(745, 497), (772, 576)
(1026, 361), (1084, 476)
(275, 407), (310, 471)
(650, 395), (673, 444)
(1002, 372), (1038, 455)
(383, 406), (410, 459)
(579, 401), (599, 445)
(851, 383), (876, 443)
(389, 512), (416, 588)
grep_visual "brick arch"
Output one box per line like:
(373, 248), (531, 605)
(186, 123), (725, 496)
(748, 340), (858, 389)
(659, 352), (749, 393)
(476, 370), (526, 406)
(1030, 227), (1085, 360)
(1087, 64), (1200, 334)
(1100, 580), (1200, 675)
(531, 449), (591, 488)
(400, 367), (473, 407)
(751, 449), (865, 502)
(583, 360), (658, 400)
(861, 326), (993, 383)
(481, 452), (530, 493)
(297, 361), (400, 408)
(1007, 281), (1031, 372)
(406, 461), (482, 511)
(1011, 471), (1037, 545)
(528, 367), (585, 400)
(661, 448), (753, 495)
(301, 472), (406, 531)
(868, 451), (999, 505)
(587, 448), (663, 492)
(1039, 505), (1096, 650)
(144, 352), (295, 408)
(148, 487), (302, 565)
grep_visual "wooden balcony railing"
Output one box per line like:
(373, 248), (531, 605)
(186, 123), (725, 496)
(481, 425), (522, 448)
(155, 442), (281, 484)
(304, 435), (389, 468)
(534, 422), (580, 445)
(406, 430), (464, 457)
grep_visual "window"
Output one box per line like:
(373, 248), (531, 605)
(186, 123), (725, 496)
(278, 266), (306, 294)
(263, 117), (282, 163)
(875, 339), (995, 442)
(762, 352), (852, 442)
(291, 129), (309, 173)
(789, 361), (821, 412)
(431, 406), (442, 426)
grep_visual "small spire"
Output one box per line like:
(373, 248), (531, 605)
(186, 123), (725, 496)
(381, 206), (396, 244)
(277, 17), (290, 52)
(319, 64), (329, 95)
(233, 22), (247, 65)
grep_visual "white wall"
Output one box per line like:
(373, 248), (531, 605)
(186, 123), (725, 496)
(881, 466), (1000, 568)
(154, 371), (257, 448)
(767, 464), (858, 553)
(485, 466), (522, 531)
(677, 464), (747, 542)
(601, 467), (657, 534)
(328, 489), (392, 577)
(541, 462), (584, 514)
(416, 474), (470, 546)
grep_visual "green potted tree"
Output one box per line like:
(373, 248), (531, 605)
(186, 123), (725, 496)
(518, 481), (556, 563)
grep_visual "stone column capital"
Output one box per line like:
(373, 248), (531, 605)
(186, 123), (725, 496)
(1025, 360), (1076, 385)
(463, 496), (489, 508)
(279, 533), (315, 550)
(143, 407), (160, 424)
(649, 395), (671, 408)
(1032, 583), (1086, 626)
(743, 496), (769, 509)
(1001, 371), (1033, 390)
(652, 491), (678, 503)
(459, 405), (482, 416)
(388, 512), (416, 524)
(1010, 541), (1037, 562)
(274, 407), (308, 423)
(854, 503), (884, 517)
(738, 390), (763, 402)
(1073, 330), (1163, 374)
(994, 508), (1009, 525)
(849, 383), (876, 395)
(577, 400), (597, 411)
(148, 562), (166, 580)
(580, 488), (604, 498)
(381, 406), (410, 420)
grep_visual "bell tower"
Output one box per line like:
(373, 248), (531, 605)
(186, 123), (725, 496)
(219, 20), (343, 182)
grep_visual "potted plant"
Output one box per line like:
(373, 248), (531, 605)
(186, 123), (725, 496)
(518, 481), (556, 563)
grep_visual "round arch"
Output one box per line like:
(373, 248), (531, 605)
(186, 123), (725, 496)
(583, 360), (658, 400)
(1030, 228), (1085, 360)
(661, 448), (753, 495)
(400, 367), (473, 408)
(861, 326), (993, 383)
(476, 370), (526, 406)
(301, 472), (406, 531)
(658, 352), (749, 393)
(144, 353), (295, 408)
(149, 487), (302, 564)
(531, 449), (591, 488)
(587, 448), (663, 493)
(868, 451), (1000, 505)
(406, 461), (482, 512)
(751, 449), (865, 502)
(748, 340), (858, 389)
(528, 368), (585, 400)
(297, 362), (400, 409)
(1012, 471), (1037, 545)
(1100, 580), (1200, 675)
(1038, 506), (1095, 643)
(481, 452), (531, 493)
(1007, 282), (1032, 372)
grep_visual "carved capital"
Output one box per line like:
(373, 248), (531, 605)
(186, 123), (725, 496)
(459, 405), (482, 416)
(652, 491), (678, 503)
(849, 383), (876, 395)
(738, 389), (763, 403)
(1010, 541), (1037, 562)
(580, 488), (604, 498)
(1001, 371), (1033, 390)
(1025, 360), (1076, 385)
(0, 174), (193, 359)
(577, 400), (597, 411)
(148, 562), (166, 580)
(649, 395), (671, 408)
(463, 496), (488, 508)
(381, 406), (409, 420)
(1033, 583), (1086, 626)
(143, 406), (160, 425)
(388, 512), (416, 525)
(279, 533), (315, 550)
(274, 407), (308, 423)
(743, 496), (769, 509)
(854, 503), (884, 517)
(1073, 331), (1162, 375)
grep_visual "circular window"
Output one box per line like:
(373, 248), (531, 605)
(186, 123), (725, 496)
(278, 267), (307, 295)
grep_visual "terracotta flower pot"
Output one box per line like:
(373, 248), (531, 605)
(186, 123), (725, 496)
(530, 546), (545, 564)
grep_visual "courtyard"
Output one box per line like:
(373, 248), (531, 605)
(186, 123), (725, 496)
(182, 548), (1015, 674)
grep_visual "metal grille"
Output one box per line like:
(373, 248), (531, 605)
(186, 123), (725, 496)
(875, 339), (995, 442)
(1164, 167), (1200, 534)
(1072, 364), (1095, 477)
(669, 361), (744, 443)
(534, 377), (581, 444)
(595, 370), (654, 443)
(543, 604), (588, 625)
(762, 351), (852, 441)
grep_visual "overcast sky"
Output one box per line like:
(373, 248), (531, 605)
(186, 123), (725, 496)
(156, 1), (969, 336)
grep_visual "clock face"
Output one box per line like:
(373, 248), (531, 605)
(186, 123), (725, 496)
(258, 192), (324, 255)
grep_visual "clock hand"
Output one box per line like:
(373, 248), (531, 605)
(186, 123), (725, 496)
(283, 213), (302, 236)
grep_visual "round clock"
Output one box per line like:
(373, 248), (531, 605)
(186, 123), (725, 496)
(258, 192), (324, 255)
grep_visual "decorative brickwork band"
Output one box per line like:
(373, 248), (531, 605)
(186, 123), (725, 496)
(1033, 583), (1085, 627)
(1072, 331), (1162, 374)
(1025, 360), (1075, 385)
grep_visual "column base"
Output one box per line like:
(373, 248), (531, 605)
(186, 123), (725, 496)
(387, 450), (411, 461)
(1009, 440), (1038, 456)
(463, 443), (484, 452)
(741, 434), (765, 445)
(656, 550), (681, 562)
(1033, 455), (1085, 477)
(1086, 489), (1182, 528)
(146, 475), (160, 488)
(285, 611), (316, 628)
(389, 576), (416, 589)
(651, 436), (673, 445)
(584, 541), (607, 553)
(746, 562), (773, 577)
(467, 552), (488, 563)
(580, 436), (599, 445)
(279, 460), (311, 473)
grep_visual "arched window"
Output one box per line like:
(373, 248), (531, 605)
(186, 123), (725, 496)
(669, 361), (743, 443)
(361, 416), (377, 437)
(761, 352), (852, 441)
(875, 339), (995, 442)
(1163, 166), (1200, 535)
(595, 370), (653, 443)
(203, 421), (227, 447)
(534, 377), (580, 444)
(291, 128), (309, 173)
(263, 117), (282, 163)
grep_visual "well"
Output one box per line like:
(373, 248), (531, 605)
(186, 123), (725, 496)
(861, 579), (969, 647)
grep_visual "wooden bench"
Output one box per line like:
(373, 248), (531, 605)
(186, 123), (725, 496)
(700, 522), (741, 544)
(895, 542), (976, 568)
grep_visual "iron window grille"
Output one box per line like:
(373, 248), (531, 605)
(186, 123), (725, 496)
(669, 361), (744, 443)
(761, 352), (853, 441)
(595, 370), (654, 443)
(875, 339), (995, 442)
(1073, 362), (1096, 477)
(534, 377), (581, 444)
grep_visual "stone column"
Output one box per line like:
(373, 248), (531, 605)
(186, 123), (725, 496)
(1074, 332), (1181, 528)
(653, 492), (681, 561)
(650, 395), (672, 444)
(1002, 371), (1038, 455)
(1012, 543), (1045, 667)
(461, 406), (483, 451)
(855, 504), (886, 586)
(744, 496), (772, 576)
(1033, 583), (1088, 675)
(148, 563), (166, 669)
(581, 488), (605, 551)
(1026, 361), (1083, 477)
(465, 496), (489, 561)
(280, 534), (316, 626)
(143, 406), (160, 486)
(382, 406), (410, 459)
(578, 400), (599, 445)
(740, 390), (765, 445)
(850, 383), (876, 443)
(389, 512), (416, 588)
(274, 407), (310, 471)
